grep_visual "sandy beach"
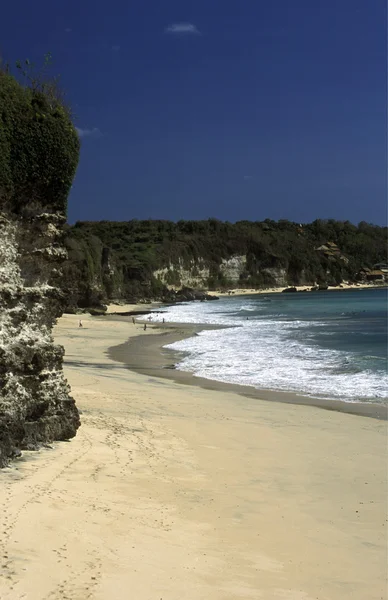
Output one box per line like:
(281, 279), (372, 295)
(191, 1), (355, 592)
(206, 283), (387, 297)
(0, 310), (387, 600)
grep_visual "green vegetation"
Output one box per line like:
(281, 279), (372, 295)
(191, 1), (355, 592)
(62, 219), (387, 308)
(0, 56), (79, 213)
(1, 58), (384, 310)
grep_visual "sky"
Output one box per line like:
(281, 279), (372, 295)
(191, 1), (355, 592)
(1, 0), (387, 225)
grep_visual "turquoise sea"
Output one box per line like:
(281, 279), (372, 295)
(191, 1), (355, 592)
(149, 288), (388, 404)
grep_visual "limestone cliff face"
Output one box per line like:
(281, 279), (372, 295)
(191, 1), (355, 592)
(0, 211), (80, 466)
(259, 267), (288, 287)
(0, 70), (80, 467)
(155, 255), (248, 289)
(154, 259), (210, 289)
(154, 255), (287, 289)
(219, 255), (247, 283)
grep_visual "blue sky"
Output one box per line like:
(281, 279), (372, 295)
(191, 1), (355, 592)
(2, 0), (387, 224)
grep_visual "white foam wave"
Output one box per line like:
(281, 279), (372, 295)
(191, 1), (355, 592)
(166, 326), (388, 402)
(144, 298), (388, 403)
(140, 302), (238, 326)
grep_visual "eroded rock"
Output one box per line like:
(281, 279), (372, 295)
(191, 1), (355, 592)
(0, 212), (80, 466)
(0, 68), (81, 466)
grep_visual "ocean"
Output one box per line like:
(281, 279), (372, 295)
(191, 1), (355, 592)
(149, 288), (388, 404)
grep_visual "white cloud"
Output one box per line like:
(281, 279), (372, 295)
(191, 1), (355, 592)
(75, 127), (102, 139)
(164, 22), (201, 35)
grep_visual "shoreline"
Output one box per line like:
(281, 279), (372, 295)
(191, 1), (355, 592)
(205, 283), (387, 297)
(107, 320), (387, 420)
(1, 311), (386, 599)
(86, 285), (388, 317)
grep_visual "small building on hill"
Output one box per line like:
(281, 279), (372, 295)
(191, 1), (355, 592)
(315, 241), (349, 264)
(366, 270), (386, 282)
(373, 263), (388, 273)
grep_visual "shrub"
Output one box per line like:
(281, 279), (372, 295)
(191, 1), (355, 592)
(0, 60), (79, 214)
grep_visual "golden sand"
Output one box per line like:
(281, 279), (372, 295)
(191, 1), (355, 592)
(0, 310), (386, 599)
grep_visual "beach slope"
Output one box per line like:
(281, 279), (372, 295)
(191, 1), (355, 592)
(0, 312), (386, 600)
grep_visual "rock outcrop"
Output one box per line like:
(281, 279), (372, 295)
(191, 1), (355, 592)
(0, 211), (80, 466)
(219, 255), (247, 283)
(154, 260), (210, 289)
(155, 255), (249, 289)
(0, 69), (80, 466)
(162, 287), (219, 303)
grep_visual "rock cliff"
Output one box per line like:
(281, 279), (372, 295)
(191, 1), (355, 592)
(0, 69), (80, 466)
(61, 219), (387, 309)
(154, 259), (211, 289)
(0, 212), (80, 466)
(154, 256), (288, 289)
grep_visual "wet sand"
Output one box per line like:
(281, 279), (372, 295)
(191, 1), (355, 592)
(108, 321), (387, 420)
(0, 311), (386, 600)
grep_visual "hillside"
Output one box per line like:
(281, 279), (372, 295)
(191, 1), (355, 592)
(61, 218), (387, 309)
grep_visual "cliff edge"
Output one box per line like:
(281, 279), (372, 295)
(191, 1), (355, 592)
(0, 67), (80, 466)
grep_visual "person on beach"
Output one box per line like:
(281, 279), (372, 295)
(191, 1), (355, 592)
(78, 320), (83, 328)
(132, 317), (135, 324)
(162, 318), (165, 324)
(143, 323), (147, 331)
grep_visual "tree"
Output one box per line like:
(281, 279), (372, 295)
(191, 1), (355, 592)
(0, 55), (79, 214)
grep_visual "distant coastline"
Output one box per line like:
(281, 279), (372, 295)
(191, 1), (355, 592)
(62, 219), (388, 312)
(102, 283), (388, 315)
(205, 282), (388, 297)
